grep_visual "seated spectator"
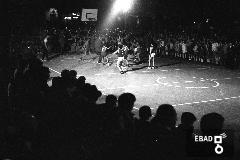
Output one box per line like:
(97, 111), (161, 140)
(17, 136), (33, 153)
(200, 112), (224, 136)
(118, 92), (136, 112)
(177, 112), (197, 138)
(117, 93), (136, 133)
(105, 94), (117, 108)
(97, 94), (119, 136)
(177, 112), (197, 156)
(51, 76), (62, 89)
(72, 76), (86, 95)
(69, 70), (77, 83)
(149, 104), (183, 159)
(192, 112), (233, 157)
(113, 93), (136, 160)
(60, 69), (70, 88)
(77, 76), (86, 86)
(138, 105), (152, 121)
(135, 106), (152, 133)
(150, 104), (177, 133)
(135, 105), (152, 146)
(135, 105), (152, 134)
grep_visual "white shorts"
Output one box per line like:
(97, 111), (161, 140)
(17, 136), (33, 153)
(149, 53), (155, 58)
(118, 57), (124, 61)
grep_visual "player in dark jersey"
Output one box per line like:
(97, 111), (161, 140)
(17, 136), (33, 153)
(113, 44), (128, 74)
(100, 44), (111, 64)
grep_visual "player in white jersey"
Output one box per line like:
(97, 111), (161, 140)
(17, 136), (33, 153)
(148, 43), (156, 69)
(42, 35), (50, 61)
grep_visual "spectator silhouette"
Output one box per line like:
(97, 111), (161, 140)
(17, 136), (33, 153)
(139, 105), (152, 121)
(117, 93), (136, 133)
(84, 84), (102, 104)
(98, 94), (118, 135)
(177, 112), (197, 157)
(118, 93), (136, 112)
(69, 70), (77, 83)
(105, 94), (117, 108)
(135, 105), (152, 141)
(150, 104), (182, 159)
(61, 69), (70, 79)
(200, 112), (224, 136)
(151, 104), (177, 132)
(77, 76), (86, 86)
(114, 93), (136, 160)
(72, 76), (86, 99)
(195, 112), (230, 157)
(60, 69), (70, 88)
(51, 76), (62, 89)
(135, 106), (152, 151)
(177, 112), (197, 138)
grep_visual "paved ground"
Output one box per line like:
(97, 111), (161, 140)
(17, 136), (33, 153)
(43, 53), (240, 133)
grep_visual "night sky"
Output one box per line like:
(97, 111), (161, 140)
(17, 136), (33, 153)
(6, 0), (240, 34)
(8, 0), (240, 17)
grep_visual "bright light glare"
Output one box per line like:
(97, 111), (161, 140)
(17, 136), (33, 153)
(113, 0), (134, 15)
(100, 0), (135, 32)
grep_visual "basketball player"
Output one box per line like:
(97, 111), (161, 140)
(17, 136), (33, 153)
(113, 44), (127, 74)
(148, 43), (156, 69)
(43, 35), (50, 61)
(100, 44), (111, 64)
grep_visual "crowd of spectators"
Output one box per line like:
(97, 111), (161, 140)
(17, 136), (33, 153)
(0, 53), (235, 159)
(43, 27), (240, 68)
(150, 32), (240, 69)
(9, 25), (240, 69)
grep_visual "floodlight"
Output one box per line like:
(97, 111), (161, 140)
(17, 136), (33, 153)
(100, 0), (135, 31)
(112, 0), (134, 15)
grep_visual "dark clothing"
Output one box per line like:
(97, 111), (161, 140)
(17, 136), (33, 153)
(116, 48), (125, 57)
(95, 38), (103, 53)
(42, 47), (49, 60)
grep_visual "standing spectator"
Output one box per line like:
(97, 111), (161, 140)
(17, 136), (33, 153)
(212, 41), (220, 64)
(182, 40), (187, 59)
(193, 42), (199, 61)
(96, 36), (104, 64)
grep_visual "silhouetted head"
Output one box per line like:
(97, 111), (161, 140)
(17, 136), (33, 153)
(200, 112), (224, 136)
(153, 104), (177, 128)
(61, 69), (70, 80)
(85, 85), (102, 103)
(139, 105), (152, 121)
(77, 76), (86, 86)
(69, 70), (77, 80)
(52, 76), (62, 88)
(118, 93), (136, 112)
(106, 94), (117, 108)
(181, 112), (197, 126)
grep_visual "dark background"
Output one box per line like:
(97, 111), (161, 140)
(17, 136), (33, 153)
(3, 0), (240, 37)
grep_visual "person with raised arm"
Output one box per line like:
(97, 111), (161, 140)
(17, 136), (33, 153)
(112, 43), (128, 74)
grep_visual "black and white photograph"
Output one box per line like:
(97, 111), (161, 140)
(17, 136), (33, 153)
(1, 0), (240, 159)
